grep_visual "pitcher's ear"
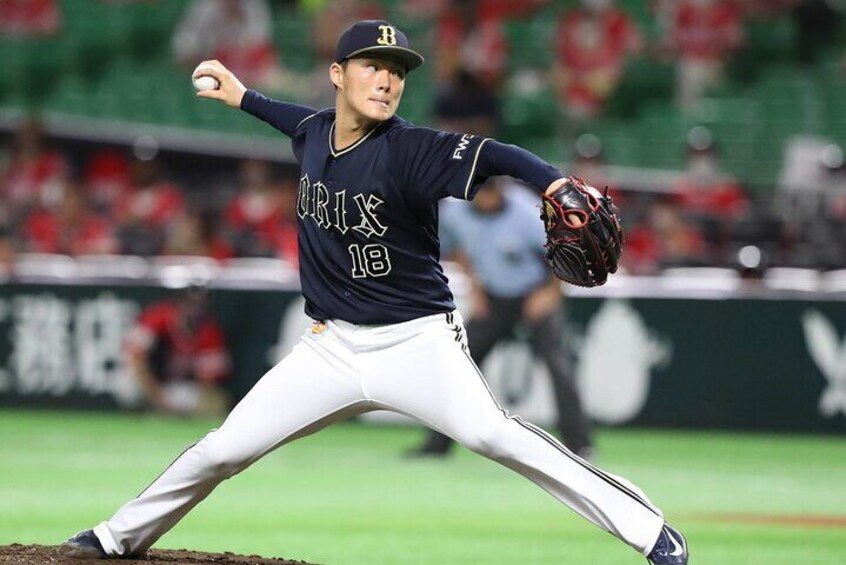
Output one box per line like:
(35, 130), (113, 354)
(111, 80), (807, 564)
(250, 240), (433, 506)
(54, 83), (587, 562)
(330, 62), (344, 90)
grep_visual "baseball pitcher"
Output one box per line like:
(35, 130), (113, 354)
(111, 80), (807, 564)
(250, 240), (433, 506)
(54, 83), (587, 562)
(59, 20), (688, 565)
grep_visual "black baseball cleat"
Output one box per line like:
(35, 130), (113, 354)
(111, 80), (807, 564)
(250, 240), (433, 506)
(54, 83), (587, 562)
(57, 529), (108, 559)
(647, 523), (688, 564)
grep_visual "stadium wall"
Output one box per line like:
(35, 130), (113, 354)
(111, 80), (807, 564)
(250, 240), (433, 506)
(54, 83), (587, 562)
(1, 282), (844, 435)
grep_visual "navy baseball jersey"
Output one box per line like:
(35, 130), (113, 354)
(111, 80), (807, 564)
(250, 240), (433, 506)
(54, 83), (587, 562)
(241, 90), (561, 324)
(295, 109), (491, 324)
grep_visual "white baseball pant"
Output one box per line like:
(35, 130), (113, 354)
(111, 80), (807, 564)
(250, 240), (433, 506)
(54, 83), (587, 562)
(93, 311), (664, 557)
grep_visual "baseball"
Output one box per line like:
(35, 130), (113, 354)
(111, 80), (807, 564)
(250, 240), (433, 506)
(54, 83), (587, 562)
(192, 74), (219, 92)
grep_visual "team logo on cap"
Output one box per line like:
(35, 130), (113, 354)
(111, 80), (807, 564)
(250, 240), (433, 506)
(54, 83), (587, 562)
(377, 25), (397, 46)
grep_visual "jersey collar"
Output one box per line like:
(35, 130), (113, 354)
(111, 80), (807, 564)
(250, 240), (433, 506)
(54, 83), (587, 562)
(328, 120), (384, 158)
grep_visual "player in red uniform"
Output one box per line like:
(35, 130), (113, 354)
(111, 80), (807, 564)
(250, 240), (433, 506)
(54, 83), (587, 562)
(124, 285), (231, 417)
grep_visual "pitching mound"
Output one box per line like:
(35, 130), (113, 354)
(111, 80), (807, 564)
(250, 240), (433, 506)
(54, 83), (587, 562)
(0, 545), (317, 565)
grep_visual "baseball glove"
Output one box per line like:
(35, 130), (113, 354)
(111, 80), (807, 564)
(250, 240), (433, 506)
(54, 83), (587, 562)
(540, 176), (624, 287)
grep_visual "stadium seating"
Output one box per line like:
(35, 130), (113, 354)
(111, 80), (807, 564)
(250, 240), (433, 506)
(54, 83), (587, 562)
(1, 2), (844, 191)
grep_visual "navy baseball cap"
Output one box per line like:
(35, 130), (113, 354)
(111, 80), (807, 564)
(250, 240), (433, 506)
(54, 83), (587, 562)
(335, 20), (425, 72)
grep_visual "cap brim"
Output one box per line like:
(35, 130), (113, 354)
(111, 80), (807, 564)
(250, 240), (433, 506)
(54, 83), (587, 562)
(343, 45), (425, 72)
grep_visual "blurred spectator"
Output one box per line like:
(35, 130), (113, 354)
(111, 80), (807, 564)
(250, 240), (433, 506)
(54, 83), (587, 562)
(570, 133), (615, 196)
(21, 181), (117, 255)
(403, 0), (546, 19)
(164, 209), (234, 261)
(569, 134), (637, 232)
(268, 176), (299, 264)
(778, 142), (846, 268)
(83, 147), (132, 216)
(116, 157), (185, 256)
(0, 226), (16, 280)
(624, 197), (707, 273)
(311, 1), (383, 67)
(779, 135), (839, 193)
(399, 0), (447, 19)
(674, 127), (749, 218)
(553, 0), (642, 120)
(818, 145), (846, 213)
(435, 0), (548, 89)
(792, 0), (841, 65)
(0, 0), (61, 37)
(435, 0), (505, 89)
(173, 0), (284, 91)
(816, 151), (846, 266)
(658, 0), (743, 109)
(0, 118), (68, 215)
(741, 0), (796, 16)
(308, 0), (383, 108)
(433, 67), (499, 136)
(124, 285), (231, 417)
(222, 159), (288, 258)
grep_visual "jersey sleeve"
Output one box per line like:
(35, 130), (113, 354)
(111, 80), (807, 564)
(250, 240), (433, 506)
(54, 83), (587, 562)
(240, 90), (316, 139)
(391, 126), (490, 202)
(475, 140), (563, 194)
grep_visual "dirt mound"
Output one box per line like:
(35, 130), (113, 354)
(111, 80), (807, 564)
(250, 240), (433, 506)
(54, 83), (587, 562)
(0, 545), (317, 565)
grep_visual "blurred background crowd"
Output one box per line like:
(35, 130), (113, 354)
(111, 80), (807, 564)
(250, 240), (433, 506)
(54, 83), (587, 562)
(1, 0), (846, 278)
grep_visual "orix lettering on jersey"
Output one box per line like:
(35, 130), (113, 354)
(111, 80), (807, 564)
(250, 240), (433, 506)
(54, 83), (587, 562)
(298, 174), (391, 279)
(298, 177), (388, 240)
(290, 110), (488, 324)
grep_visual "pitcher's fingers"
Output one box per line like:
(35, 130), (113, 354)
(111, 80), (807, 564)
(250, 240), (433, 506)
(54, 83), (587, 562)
(196, 89), (225, 100)
(195, 59), (225, 71)
(566, 212), (586, 228)
(545, 177), (568, 195)
(192, 60), (227, 80)
(193, 67), (224, 82)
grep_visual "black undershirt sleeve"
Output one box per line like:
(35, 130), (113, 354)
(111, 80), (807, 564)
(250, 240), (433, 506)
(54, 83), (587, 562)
(475, 139), (563, 193)
(239, 90), (317, 138)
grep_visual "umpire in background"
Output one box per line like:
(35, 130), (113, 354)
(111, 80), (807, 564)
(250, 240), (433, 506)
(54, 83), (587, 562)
(409, 176), (594, 460)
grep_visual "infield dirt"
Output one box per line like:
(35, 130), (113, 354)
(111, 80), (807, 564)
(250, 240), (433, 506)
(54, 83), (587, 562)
(0, 545), (317, 565)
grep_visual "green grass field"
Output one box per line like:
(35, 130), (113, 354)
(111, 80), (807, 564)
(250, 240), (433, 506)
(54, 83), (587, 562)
(1, 410), (844, 565)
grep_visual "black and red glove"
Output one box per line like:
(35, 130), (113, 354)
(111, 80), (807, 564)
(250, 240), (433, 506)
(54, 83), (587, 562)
(541, 176), (624, 287)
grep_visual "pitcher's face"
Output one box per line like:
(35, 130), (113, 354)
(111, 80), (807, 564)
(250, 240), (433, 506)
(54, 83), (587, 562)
(332, 57), (406, 123)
